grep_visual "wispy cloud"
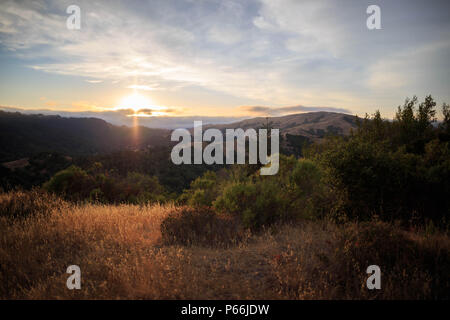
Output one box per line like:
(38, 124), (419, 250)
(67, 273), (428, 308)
(0, 0), (449, 115)
(127, 84), (158, 91)
(85, 79), (103, 84)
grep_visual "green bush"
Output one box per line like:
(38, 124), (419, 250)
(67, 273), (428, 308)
(214, 180), (288, 229)
(289, 159), (333, 219)
(312, 96), (450, 224)
(178, 171), (219, 207)
(44, 165), (167, 204)
(121, 172), (166, 204)
(213, 156), (333, 229)
(317, 133), (450, 223)
(43, 165), (94, 201)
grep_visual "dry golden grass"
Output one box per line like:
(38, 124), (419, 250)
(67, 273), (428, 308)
(0, 191), (449, 299)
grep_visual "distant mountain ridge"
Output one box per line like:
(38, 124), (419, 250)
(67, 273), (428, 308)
(0, 110), (358, 162)
(0, 106), (244, 129)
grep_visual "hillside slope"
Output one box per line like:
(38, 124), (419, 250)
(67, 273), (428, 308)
(204, 112), (358, 155)
(209, 112), (357, 140)
(0, 111), (357, 162)
(0, 111), (170, 162)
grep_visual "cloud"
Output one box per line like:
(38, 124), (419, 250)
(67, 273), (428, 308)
(0, 0), (449, 112)
(135, 108), (155, 115)
(44, 100), (59, 107)
(207, 25), (243, 45)
(127, 84), (158, 91)
(85, 79), (103, 84)
(239, 104), (351, 116)
(367, 41), (450, 93)
(132, 107), (175, 116)
(71, 101), (99, 111)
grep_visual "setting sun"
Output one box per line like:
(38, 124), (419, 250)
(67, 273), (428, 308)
(115, 92), (169, 117)
(117, 93), (153, 113)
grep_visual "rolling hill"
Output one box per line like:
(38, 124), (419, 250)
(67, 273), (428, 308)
(0, 110), (358, 163)
(204, 112), (358, 155)
(207, 112), (357, 140)
(0, 111), (170, 162)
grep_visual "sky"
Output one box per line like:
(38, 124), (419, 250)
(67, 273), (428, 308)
(0, 0), (449, 127)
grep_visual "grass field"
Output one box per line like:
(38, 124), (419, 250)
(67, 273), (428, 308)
(0, 191), (449, 299)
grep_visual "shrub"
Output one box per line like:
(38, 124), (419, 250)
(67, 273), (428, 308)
(317, 136), (417, 221)
(178, 171), (219, 207)
(44, 166), (167, 204)
(160, 206), (244, 247)
(121, 172), (167, 204)
(214, 180), (289, 229)
(43, 165), (94, 201)
(213, 157), (333, 228)
(309, 97), (450, 224)
(289, 159), (334, 219)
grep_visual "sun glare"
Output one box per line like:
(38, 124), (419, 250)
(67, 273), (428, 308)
(117, 93), (152, 113)
(115, 92), (169, 117)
